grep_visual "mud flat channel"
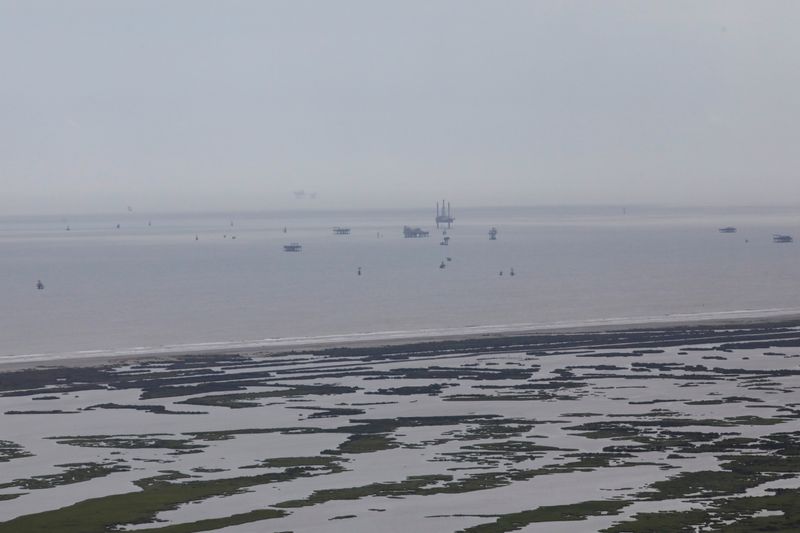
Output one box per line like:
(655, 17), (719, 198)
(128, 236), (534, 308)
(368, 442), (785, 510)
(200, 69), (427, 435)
(0, 320), (799, 532)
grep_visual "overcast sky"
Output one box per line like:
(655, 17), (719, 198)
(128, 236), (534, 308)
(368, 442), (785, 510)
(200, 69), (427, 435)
(1, 1), (799, 214)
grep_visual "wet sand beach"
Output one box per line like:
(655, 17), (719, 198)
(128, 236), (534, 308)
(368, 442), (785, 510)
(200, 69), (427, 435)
(3, 310), (800, 371)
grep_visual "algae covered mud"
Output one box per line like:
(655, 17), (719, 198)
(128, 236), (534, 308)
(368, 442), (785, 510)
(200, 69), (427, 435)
(0, 320), (799, 532)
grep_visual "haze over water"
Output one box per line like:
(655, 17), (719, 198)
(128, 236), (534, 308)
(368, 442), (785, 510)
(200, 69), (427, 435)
(2, 205), (800, 360)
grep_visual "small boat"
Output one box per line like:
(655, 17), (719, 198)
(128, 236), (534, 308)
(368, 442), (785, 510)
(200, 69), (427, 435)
(440, 236), (450, 246)
(718, 227), (737, 233)
(439, 261), (446, 269)
(357, 267), (362, 276)
(510, 268), (515, 276)
(333, 227), (351, 235)
(489, 227), (498, 240)
(36, 280), (44, 290)
(283, 242), (302, 252)
(773, 234), (793, 243)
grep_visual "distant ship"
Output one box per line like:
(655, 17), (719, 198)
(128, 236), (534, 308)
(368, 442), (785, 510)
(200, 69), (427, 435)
(489, 227), (498, 240)
(332, 227), (351, 235)
(773, 234), (793, 243)
(718, 227), (737, 233)
(283, 242), (303, 251)
(36, 280), (44, 290)
(404, 226), (430, 238)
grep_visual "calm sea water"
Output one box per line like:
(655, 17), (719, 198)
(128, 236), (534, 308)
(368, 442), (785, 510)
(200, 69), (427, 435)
(2, 206), (800, 360)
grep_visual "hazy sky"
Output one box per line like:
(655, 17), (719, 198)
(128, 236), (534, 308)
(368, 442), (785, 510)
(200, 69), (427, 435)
(2, 1), (799, 214)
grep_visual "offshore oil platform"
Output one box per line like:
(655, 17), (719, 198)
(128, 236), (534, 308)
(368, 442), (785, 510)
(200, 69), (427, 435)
(403, 226), (430, 238)
(436, 200), (454, 228)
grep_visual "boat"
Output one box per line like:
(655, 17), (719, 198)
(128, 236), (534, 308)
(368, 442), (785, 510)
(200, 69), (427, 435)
(439, 261), (446, 269)
(718, 227), (737, 233)
(283, 242), (302, 251)
(440, 236), (450, 246)
(489, 227), (498, 240)
(403, 226), (430, 238)
(773, 234), (793, 243)
(333, 227), (351, 235)
(36, 280), (44, 290)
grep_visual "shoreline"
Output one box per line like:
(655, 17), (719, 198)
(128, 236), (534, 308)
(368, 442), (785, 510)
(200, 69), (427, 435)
(3, 309), (800, 372)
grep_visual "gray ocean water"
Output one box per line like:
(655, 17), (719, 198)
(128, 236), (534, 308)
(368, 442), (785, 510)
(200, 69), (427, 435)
(2, 206), (800, 360)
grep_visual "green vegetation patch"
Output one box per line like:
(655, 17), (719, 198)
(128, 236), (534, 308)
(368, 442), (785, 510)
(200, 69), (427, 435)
(185, 427), (307, 441)
(0, 460), (341, 533)
(241, 456), (346, 470)
(440, 440), (576, 466)
(602, 509), (711, 532)
(367, 384), (449, 396)
(0, 462), (130, 490)
(720, 453), (800, 475)
(0, 440), (33, 462)
(177, 384), (360, 409)
(466, 440), (570, 454)
(85, 403), (206, 415)
(603, 488), (800, 532)
(285, 406), (365, 418)
(331, 433), (398, 454)
(49, 435), (207, 453)
(638, 469), (778, 501)
(126, 509), (287, 533)
(458, 500), (630, 532)
(275, 474), (452, 508)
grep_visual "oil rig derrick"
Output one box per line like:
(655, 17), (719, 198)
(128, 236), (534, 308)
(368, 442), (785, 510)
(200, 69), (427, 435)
(436, 200), (454, 228)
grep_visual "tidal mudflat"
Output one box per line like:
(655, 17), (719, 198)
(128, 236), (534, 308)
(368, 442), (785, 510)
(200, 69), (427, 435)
(0, 321), (799, 532)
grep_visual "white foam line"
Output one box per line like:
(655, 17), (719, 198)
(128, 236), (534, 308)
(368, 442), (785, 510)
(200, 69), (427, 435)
(3, 307), (800, 366)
